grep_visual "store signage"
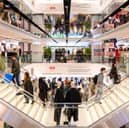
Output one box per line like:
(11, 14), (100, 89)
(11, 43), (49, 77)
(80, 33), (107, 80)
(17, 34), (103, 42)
(50, 6), (56, 10)
(94, 49), (103, 56)
(49, 66), (55, 70)
(24, 63), (103, 77)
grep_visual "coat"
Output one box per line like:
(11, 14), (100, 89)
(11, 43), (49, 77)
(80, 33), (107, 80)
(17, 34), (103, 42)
(54, 87), (64, 107)
(38, 78), (48, 101)
(54, 87), (64, 123)
(65, 87), (82, 122)
(11, 59), (20, 74)
(24, 80), (33, 96)
(65, 87), (81, 106)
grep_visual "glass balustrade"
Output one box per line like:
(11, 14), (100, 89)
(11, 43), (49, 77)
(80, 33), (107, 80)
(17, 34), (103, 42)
(0, 1), (43, 38)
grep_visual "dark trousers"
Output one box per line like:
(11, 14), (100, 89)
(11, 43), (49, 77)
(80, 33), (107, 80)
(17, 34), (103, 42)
(54, 107), (62, 125)
(24, 92), (34, 102)
(12, 72), (20, 86)
(67, 106), (78, 122)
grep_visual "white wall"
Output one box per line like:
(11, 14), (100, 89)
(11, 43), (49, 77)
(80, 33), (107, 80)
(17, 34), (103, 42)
(31, 44), (43, 62)
(91, 42), (103, 62)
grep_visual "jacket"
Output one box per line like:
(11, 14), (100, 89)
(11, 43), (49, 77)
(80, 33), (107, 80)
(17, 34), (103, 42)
(39, 79), (48, 101)
(65, 87), (81, 106)
(24, 80), (33, 95)
(54, 87), (64, 107)
(97, 73), (104, 86)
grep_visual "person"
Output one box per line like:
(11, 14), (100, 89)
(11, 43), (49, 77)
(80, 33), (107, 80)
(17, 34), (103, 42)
(38, 77), (48, 106)
(82, 78), (89, 101)
(0, 54), (5, 72)
(54, 79), (64, 126)
(95, 67), (106, 104)
(50, 77), (57, 103)
(65, 81), (82, 124)
(11, 56), (20, 86)
(110, 63), (118, 84)
(89, 77), (95, 97)
(104, 73), (114, 89)
(23, 72), (34, 104)
(64, 79), (71, 98)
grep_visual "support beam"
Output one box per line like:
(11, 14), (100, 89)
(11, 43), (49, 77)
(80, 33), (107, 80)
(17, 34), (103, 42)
(63, 0), (71, 44)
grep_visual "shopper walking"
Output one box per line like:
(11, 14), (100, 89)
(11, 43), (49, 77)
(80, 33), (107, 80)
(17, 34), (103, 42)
(82, 78), (89, 101)
(95, 67), (106, 104)
(65, 82), (81, 124)
(23, 72), (34, 104)
(38, 77), (48, 106)
(54, 80), (64, 126)
(11, 56), (20, 86)
(89, 77), (95, 97)
(110, 63), (118, 84)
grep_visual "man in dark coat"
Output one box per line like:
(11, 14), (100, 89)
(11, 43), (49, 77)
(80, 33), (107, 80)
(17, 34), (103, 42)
(65, 81), (81, 123)
(54, 82), (64, 126)
(11, 56), (20, 86)
(110, 63), (118, 83)
(38, 77), (48, 106)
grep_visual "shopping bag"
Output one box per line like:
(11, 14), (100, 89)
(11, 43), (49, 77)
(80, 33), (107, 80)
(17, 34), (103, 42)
(4, 73), (13, 83)
(63, 108), (69, 125)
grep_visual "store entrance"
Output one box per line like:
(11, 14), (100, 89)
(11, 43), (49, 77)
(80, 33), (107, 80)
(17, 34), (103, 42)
(46, 46), (91, 63)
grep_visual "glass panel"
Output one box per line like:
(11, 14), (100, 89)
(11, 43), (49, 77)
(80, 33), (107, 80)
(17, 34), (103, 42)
(0, 1), (42, 38)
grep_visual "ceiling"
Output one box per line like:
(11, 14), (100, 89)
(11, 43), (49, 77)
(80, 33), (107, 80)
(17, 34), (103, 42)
(20, 0), (114, 14)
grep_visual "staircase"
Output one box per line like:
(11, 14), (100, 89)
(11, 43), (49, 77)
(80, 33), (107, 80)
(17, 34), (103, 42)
(0, 78), (129, 127)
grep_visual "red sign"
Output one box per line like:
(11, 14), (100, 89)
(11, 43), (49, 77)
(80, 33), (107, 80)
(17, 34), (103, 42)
(49, 66), (55, 70)
(50, 6), (56, 10)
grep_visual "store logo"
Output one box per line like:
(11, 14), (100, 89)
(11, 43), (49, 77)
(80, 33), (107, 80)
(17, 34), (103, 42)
(49, 66), (55, 70)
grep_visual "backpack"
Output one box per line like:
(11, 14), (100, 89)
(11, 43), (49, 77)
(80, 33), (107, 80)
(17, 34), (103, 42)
(93, 75), (98, 85)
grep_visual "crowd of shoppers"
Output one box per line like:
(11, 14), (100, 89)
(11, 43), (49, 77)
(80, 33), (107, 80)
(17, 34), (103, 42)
(8, 55), (121, 126)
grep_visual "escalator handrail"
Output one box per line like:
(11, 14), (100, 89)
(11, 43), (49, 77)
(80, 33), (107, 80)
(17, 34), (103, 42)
(86, 74), (128, 105)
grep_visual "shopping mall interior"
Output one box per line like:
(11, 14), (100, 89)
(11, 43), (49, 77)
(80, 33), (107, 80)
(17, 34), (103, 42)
(1, 0), (129, 128)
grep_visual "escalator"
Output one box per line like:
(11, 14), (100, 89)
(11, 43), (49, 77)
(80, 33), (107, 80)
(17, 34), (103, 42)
(0, 78), (129, 127)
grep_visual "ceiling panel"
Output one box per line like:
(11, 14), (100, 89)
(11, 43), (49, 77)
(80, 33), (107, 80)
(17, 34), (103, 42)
(20, 0), (112, 14)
